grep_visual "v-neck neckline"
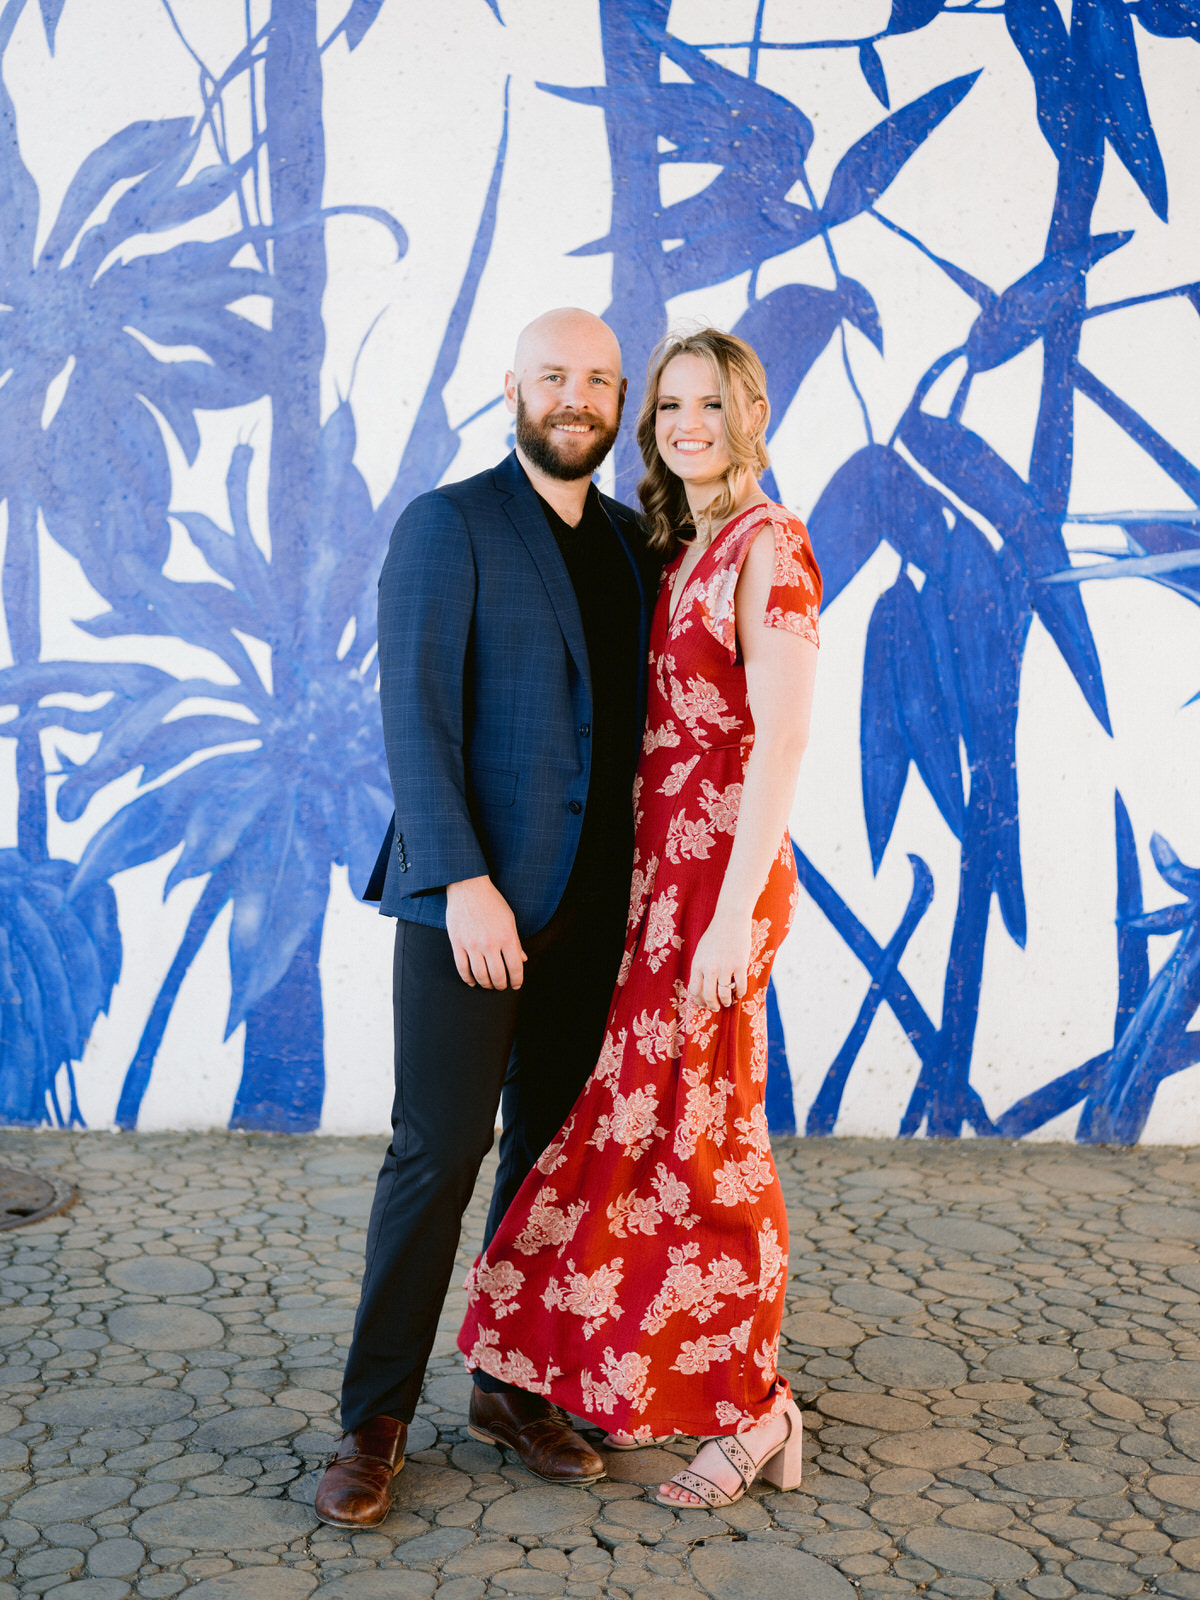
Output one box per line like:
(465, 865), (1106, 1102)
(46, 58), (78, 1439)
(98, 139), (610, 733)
(665, 501), (774, 630)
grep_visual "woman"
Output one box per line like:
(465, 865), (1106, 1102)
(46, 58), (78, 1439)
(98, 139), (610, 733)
(457, 327), (820, 1508)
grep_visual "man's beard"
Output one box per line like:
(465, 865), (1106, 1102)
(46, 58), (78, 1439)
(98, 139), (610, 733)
(515, 388), (621, 481)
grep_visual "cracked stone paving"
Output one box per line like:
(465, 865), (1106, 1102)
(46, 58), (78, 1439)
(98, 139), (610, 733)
(2, 1133), (1200, 1599)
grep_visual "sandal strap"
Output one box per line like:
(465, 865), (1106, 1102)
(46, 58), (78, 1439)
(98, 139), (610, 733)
(669, 1468), (730, 1508)
(716, 1435), (757, 1486)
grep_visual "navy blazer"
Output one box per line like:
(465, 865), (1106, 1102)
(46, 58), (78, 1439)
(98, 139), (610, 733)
(364, 451), (656, 935)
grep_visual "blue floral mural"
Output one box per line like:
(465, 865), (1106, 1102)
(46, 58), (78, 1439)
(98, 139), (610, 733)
(0, 0), (1196, 1141)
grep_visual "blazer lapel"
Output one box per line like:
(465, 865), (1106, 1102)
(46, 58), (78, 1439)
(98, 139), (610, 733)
(495, 453), (591, 694)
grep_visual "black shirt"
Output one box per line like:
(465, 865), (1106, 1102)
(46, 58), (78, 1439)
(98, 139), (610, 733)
(537, 483), (642, 904)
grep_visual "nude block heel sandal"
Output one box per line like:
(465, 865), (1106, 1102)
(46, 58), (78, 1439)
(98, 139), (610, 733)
(758, 1401), (804, 1491)
(655, 1401), (803, 1508)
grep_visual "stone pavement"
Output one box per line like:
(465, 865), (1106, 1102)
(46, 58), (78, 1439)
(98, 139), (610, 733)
(2, 1134), (1200, 1600)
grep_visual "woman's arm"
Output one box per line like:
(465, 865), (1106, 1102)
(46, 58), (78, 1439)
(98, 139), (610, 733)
(687, 524), (818, 1011)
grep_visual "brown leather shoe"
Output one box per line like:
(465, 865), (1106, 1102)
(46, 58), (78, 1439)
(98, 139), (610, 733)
(314, 1415), (407, 1528)
(468, 1386), (605, 1485)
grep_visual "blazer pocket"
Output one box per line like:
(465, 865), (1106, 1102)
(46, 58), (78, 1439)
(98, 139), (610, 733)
(470, 764), (518, 808)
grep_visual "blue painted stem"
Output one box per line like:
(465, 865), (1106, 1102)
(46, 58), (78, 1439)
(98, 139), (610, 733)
(808, 855), (933, 1136)
(232, 912), (325, 1132)
(115, 868), (232, 1129)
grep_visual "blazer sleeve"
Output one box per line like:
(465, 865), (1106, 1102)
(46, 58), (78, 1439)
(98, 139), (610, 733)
(376, 491), (490, 895)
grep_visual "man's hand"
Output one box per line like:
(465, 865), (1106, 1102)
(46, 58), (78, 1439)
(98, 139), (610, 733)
(445, 876), (527, 990)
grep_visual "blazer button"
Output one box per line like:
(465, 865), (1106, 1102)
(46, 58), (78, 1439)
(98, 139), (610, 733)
(399, 863), (409, 873)
(568, 800), (582, 814)
(578, 723), (591, 737)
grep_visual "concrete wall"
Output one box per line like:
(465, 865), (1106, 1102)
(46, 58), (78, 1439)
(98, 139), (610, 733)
(1, 0), (1198, 1142)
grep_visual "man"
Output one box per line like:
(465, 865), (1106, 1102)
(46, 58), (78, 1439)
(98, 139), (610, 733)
(315, 309), (656, 1528)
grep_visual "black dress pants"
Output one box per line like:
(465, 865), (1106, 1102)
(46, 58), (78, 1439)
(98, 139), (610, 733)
(339, 890), (627, 1431)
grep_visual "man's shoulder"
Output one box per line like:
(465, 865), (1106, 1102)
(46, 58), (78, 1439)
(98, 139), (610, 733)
(402, 461), (505, 524)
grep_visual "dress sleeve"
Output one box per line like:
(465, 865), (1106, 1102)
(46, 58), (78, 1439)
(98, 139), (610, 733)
(695, 510), (822, 661)
(762, 511), (821, 648)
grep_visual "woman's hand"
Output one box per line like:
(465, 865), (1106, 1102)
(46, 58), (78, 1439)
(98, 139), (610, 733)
(688, 910), (752, 1011)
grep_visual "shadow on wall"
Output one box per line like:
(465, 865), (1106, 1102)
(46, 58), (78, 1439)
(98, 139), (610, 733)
(0, 0), (1197, 1139)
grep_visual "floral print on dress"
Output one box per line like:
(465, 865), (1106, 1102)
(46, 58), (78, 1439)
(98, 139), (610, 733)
(458, 503), (822, 1438)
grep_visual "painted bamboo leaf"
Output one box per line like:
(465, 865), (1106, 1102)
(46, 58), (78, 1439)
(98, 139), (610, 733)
(821, 71), (981, 226)
(858, 41), (889, 108)
(731, 281), (881, 444)
(900, 408), (1111, 736)
(965, 232), (1130, 372)
(1137, 0), (1200, 40)
(1075, 0), (1169, 221)
(551, 28), (820, 295)
(886, 0), (946, 35)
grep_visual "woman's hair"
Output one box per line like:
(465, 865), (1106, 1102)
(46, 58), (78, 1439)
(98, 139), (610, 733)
(635, 327), (771, 553)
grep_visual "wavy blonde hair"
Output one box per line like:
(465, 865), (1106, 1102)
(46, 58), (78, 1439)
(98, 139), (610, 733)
(636, 327), (771, 554)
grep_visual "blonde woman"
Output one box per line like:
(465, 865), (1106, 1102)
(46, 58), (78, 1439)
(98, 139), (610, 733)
(458, 328), (820, 1508)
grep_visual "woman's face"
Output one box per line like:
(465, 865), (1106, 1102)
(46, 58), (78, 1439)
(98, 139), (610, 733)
(654, 352), (732, 489)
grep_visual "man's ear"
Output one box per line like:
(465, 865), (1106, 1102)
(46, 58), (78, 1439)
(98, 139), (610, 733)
(503, 370), (519, 415)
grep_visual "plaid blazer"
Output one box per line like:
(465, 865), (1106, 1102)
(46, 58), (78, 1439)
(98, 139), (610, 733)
(363, 451), (654, 935)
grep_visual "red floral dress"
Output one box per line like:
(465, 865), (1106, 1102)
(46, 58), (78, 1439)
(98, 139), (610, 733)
(457, 503), (822, 1438)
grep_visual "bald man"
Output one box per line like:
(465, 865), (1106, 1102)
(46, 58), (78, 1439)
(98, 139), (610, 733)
(316, 310), (658, 1527)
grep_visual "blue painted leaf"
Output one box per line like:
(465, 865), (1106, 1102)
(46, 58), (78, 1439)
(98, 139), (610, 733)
(1150, 831), (1200, 898)
(655, 28), (815, 160)
(808, 445), (947, 605)
(135, 717), (263, 786)
(900, 408), (1111, 735)
(0, 853), (120, 1126)
(807, 447), (885, 607)
(1137, 0), (1200, 38)
(1123, 904), (1191, 935)
(0, 47), (40, 280)
(0, 659), (171, 707)
(1113, 791), (1149, 1046)
(342, 0), (385, 49)
(890, 578), (966, 840)
(941, 526), (1028, 944)
(1043, 545), (1200, 598)
(482, 0), (503, 17)
(1005, 0), (1088, 162)
(860, 583), (909, 871)
(732, 288), (848, 437)
(10, 896), (80, 1056)
(166, 760), (279, 894)
(553, 27), (818, 294)
(821, 71), (981, 227)
(69, 764), (219, 894)
(1077, 0), (1169, 221)
(840, 278), (884, 352)
(302, 402), (378, 651)
(39, 118), (192, 266)
(22, 881), (103, 1040)
(965, 232), (1131, 372)
(108, 558), (262, 687)
(859, 41), (889, 108)
(887, 0), (945, 34)
(38, 374), (173, 594)
(37, 0), (66, 51)
(226, 792), (332, 1034)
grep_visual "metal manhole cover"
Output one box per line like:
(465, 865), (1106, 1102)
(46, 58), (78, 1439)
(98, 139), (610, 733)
(0, 1162), (75, 1230)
